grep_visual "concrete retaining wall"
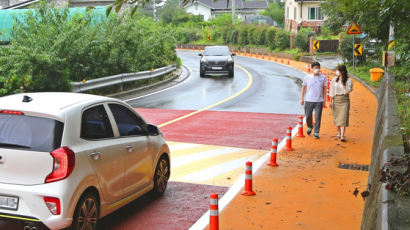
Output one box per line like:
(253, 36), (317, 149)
(361, 72), (410, 230)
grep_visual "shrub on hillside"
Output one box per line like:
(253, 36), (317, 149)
(294, 31), (309, 51)
(266, 27), (276, 50)
(238, 26), (249, 45)
(275, 29), (289, 50)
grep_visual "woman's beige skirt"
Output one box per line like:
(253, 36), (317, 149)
(332, 94), (350, 127)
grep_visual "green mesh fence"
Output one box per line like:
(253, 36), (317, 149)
(0, 6), (108, 43)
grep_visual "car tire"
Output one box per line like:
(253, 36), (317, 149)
(200, 71), (205, 78)
(152, 155), (170, 197)
(72, 192), (100, 230)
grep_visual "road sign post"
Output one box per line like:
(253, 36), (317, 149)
(346, 22), (362, 72)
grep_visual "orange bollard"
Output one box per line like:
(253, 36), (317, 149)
(281, 58), (284, 64)
(266, 138), (279, 166)
(287, 59), (290, 65)
(262, 53), (265, 59)
(283, 126), (294, 151)
(241, 161), (256, 196)
(307, 64), (311, 73)
(296, 116), (305, 138)
(275, 56), (277, 62)
(209, 193), (219, 230)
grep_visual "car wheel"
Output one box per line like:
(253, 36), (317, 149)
(152, 156), (170, 197)
(200, 71), (205, 78)
(72, 193), (99, 230)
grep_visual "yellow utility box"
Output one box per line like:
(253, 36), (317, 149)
(369, 68), (384, 82)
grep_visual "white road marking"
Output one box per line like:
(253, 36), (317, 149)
(171, 147), (244, 168)
(178, 155), (258, 182)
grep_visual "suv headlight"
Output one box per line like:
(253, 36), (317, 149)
(227, 57), (233, 63)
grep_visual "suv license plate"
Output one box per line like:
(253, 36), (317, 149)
(212, 67), (222, 70)
(0, 195), (19, 210)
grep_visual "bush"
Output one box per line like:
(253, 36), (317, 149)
(266, 27), (276, 50)
(256, 27), (268, 45)
(0, 3), (177, 95)
(238, 25), (249, 45)
(294, 31), (309, 51)
(339, 34), (353, 62)
(275, 29), (289, 50)
(229, 28), (239, 44)
(248, 26), (257, 44)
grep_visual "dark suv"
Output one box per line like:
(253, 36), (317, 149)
(199, 46), (235, 78)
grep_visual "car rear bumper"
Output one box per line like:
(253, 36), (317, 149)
(0, 182), (73, 230)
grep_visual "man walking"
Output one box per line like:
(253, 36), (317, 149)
(300, 62), (327, 139)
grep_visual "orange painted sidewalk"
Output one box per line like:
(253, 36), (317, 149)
(212, 57), (378, 229)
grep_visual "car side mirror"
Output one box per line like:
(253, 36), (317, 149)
(198, 53), (203, 57)
(231, 53), (236, 56)
(147, 124), (160, 136)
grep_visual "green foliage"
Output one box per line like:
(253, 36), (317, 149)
(247, 26), (257, 45)
(339, 34), (353, 62)
(266, 27), (276, 50)
(294, 31), (309, 51)
(321, 0), (410, 45)
(260, 1), (284, 27)
(238, 26), (249, 45)
(255, 26), (268, 45)
(0, 2), (177, 95)
(275, 29), (289, 50)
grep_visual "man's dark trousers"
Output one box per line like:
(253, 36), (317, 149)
(304, 101), (324, 134)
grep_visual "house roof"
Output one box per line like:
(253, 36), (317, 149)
(185, 0), (268, 10)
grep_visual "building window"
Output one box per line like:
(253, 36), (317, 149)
(286, 6), (289, 19)
(308, 7), (323, 20)
(294, 7), (297, 20)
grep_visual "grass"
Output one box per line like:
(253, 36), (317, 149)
(346, 61), (384, 88)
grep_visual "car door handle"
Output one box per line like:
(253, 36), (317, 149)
(126, 145), (134, 153)
(89, 151), (101, 160)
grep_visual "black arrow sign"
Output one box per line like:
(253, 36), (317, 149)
(354, 44), (362, 56)
(314, 41), (319, 50)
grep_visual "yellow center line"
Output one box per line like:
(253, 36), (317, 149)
(158, 65), (253, 128)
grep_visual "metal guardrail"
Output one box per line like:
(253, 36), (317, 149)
(71, 64), (176, 93)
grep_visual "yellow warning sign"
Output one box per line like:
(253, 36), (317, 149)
(313, 40), (320, 50)
(346, 22), (362, 35)
(354, 44), (363, 56)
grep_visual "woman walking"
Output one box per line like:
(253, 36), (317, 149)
(329, 65), (353, 142)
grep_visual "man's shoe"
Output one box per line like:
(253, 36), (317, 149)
(307, 128), (313, 135)
(314, 133), (319, 139)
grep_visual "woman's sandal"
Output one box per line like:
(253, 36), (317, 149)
(336, 133), (341, 138)
(341, 136), (346, 142)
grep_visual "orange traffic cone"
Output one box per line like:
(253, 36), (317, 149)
(296, 116), (305, 138)
(281, 58), (284, 64)
(275, 56), (277, 62)
(266, 138), (279, 166)
(287, 59), (290, 65)
(283, 126), (294, 151)
(307, 64), (311, 73)
(241, 161), (256, 196)
(209, 193), (219, 230)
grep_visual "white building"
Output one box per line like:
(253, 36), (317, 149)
(184, 0), (268, 21)
(283, 0), (327, 33)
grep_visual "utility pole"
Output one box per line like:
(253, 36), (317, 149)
(232, 0), (236, 20)
(153, 0), (157, 22)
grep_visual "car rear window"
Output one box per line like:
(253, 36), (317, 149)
(0, 114), (63, 152)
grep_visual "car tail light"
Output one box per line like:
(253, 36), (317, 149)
(44, 197), (61, 215)
(0, 110), (24, 115)
(45, 147), (75, 183)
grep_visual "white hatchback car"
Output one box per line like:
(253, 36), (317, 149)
(0, 92), (171, 230)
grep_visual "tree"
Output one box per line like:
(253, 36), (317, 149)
(321, 0), (410, 46)
(260, 1), (284, 28)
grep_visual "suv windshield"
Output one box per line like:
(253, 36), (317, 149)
(0, 114), (63, 152)
(203, 47), (230, 56)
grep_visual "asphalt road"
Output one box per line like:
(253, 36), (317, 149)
(0, 51), (306, 230)
(126, 51), (305, 115)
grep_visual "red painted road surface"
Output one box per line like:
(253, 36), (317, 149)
(0, 182), (228, 230)
(99, 182), (228, 230)
(137, 108), (301, 150)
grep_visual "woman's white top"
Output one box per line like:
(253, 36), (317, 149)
(329, 77), (353, 97)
